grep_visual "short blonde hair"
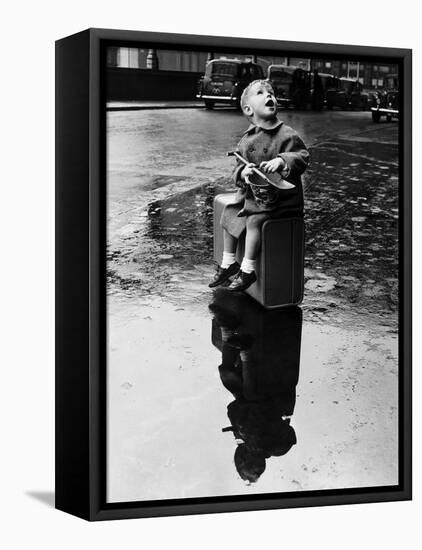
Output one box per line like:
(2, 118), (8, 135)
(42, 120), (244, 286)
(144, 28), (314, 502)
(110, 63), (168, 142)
(240, 79), (274, 113)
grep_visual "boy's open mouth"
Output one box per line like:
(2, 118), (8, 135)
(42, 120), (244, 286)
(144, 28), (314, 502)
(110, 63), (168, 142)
(265, 99), (275, 107)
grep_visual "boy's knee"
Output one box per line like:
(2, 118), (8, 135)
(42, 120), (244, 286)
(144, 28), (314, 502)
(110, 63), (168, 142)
(246, 215), (265, 230)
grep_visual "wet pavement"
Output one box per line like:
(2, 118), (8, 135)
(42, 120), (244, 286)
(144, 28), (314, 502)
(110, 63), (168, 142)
(106, 108), (399, 503)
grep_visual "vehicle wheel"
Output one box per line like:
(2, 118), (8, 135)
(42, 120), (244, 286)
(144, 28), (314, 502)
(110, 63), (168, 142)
(204, 100), (214, 110)
(372, 111), (381, 123)
(386, 115), (392, 122)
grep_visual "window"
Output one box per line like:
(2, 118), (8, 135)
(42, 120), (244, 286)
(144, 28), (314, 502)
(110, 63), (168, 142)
(118, 48), (130, 68)
(128, 48), (140, 68)
(107, 47), (120, 67)
(269, 69), (294, 83)
(206, 62), (238, 77)
(385, 76), (398, 89)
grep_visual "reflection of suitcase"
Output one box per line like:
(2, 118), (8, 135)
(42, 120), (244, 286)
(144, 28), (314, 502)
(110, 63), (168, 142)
(213, 193), (304, 309)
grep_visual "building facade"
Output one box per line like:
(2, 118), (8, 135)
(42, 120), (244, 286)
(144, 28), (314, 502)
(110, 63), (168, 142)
(310, 59), (398, 87)
(107, 47), (398, 89)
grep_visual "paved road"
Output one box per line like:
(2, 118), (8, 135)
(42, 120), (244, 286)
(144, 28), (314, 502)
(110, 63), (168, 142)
(107, 108), (398, 321)
(107, 108), (397, 235)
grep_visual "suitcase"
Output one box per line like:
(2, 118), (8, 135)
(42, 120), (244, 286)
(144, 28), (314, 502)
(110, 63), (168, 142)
(213, 193), (304, 309)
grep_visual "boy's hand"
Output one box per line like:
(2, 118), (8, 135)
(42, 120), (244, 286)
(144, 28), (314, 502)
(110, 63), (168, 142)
(241, 162), (256, 182)
(259, 157), (285, 173)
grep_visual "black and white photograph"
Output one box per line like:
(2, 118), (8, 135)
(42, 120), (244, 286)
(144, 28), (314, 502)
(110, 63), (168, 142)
(3, 0), (421, 544)
(105, 44), (402, 503)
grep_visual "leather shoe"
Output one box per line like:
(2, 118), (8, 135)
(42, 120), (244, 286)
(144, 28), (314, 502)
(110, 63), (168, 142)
(208, 262), (240, 288)
(228, 270), (257, 292)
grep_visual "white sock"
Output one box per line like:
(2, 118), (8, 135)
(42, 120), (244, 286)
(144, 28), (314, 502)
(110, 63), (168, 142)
(241, 258), (256, 274)
(221, 252), (236, 269)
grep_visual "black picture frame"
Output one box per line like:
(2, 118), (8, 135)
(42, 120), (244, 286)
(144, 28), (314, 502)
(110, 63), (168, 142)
(55, 28), (412, 521)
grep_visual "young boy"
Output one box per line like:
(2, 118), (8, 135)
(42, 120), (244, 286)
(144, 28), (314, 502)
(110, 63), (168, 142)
(209, 79), (310, 291)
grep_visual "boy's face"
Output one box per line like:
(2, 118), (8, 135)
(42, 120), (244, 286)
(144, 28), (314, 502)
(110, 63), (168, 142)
(243, 82), (277, 122)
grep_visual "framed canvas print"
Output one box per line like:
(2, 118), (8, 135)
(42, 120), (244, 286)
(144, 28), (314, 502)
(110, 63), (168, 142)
(55, 28), (412, 520)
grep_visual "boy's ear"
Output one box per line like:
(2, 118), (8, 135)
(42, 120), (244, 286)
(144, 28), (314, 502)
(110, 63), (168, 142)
(243, 104), (253, 116)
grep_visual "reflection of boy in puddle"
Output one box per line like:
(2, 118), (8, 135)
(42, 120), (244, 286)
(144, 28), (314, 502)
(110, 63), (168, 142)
(210, 289), (302, 483)
(209, 80), (309, 292)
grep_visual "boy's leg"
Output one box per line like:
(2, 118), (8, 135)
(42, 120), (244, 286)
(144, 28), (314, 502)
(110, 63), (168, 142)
(221, 230), (237, 267)
(244, 213), (266, 262)
(223, 229), (237, 254)
(229, 214), (266, 291)
(209, 230), (240, 288)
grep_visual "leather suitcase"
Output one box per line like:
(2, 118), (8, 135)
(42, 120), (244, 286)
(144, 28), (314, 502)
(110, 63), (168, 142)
(213, 193), (304, 309)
